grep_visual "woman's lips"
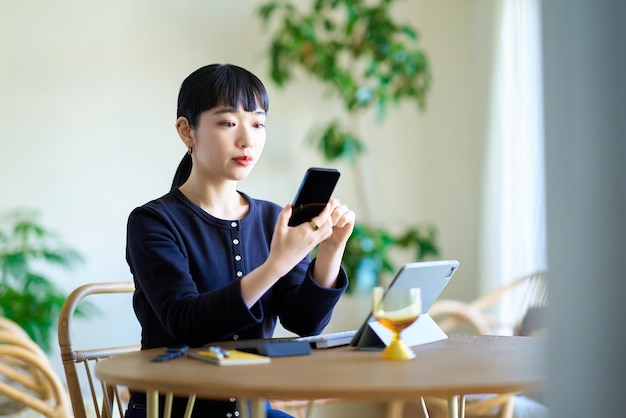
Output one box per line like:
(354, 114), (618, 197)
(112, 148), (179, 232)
(233, 155), (254, 167)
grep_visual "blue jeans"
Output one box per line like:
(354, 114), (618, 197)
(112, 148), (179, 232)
(267, 406), (294, 418)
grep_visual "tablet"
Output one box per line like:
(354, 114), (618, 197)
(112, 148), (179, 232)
(350, 259), (459, 350)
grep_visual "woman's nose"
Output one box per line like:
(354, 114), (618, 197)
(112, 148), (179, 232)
(236, 127), (255, 148)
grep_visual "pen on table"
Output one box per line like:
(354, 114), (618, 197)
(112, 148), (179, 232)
(151, 345), (189, 362)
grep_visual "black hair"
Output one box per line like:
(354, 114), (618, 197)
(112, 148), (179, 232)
(171, 153), (193, 191)
(170, 64), (269, 191)
(177, 63), (269, 128)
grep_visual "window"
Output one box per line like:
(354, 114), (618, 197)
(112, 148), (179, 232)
(480, 0), (546, 333)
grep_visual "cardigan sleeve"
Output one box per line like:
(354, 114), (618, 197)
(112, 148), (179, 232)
(273, 259), (348, 336)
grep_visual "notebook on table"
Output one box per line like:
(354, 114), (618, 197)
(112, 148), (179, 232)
(349, 259), (460, 350)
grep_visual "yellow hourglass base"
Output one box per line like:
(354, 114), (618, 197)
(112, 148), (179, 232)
(381, 340), (416, 361)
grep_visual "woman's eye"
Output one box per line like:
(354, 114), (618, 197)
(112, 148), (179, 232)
(220, 121), (236, 127)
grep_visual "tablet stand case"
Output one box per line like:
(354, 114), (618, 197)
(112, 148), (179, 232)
(352, 314), (447, 350)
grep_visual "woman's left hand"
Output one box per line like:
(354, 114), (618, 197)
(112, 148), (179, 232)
(309, 198), (355, 288)
(321, 198), (355, 249)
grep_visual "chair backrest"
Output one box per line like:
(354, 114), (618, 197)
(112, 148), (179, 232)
(429, 271), (547, 336)
(0, 318), (48, 363)
(57, 281), (139, 418)
(1, 317), (71, 417)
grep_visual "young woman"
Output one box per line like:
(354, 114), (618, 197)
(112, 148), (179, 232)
(124, 64), (355, 418)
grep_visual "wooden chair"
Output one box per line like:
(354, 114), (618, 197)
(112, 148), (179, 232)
(57, 281), (148, 418)
(429, 271), (547, 337)
(403, 271), (548, 418)
(0, 317), (71, 418)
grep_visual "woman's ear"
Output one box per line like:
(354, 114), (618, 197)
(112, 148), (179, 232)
(175, 116), (194, 148)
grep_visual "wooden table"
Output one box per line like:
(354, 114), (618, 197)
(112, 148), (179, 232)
(95, 334), (546, 418)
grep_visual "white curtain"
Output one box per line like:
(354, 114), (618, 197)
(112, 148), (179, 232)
(480, 0), (546, 332)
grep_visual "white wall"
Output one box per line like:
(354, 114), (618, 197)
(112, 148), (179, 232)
(0, 0), (492, 389)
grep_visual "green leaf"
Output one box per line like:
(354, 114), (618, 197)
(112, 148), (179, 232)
(308, 121), (366, 163)
(0, 208), (91, 352)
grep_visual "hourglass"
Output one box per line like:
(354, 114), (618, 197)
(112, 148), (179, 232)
(372, 286), (421, 360)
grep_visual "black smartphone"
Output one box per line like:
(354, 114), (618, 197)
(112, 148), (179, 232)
(288, 168), (341, 226)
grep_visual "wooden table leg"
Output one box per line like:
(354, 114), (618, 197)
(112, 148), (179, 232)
(386, 400), (404, 418)
(459, 395), (465, 418)
(146, 390), (159, 418)
(164, 393), (173, 418)
(251, 398), (267, 418)
(240, 398), (267, 418)
(447, 395), (459, 418)
(240, 398), (250, 418)
(183, 394), (196, 418)
(146, 391), (194, 418)
(386, 398), (430, 418)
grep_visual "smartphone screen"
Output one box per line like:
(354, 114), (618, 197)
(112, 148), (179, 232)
(288, 168), (340, 226)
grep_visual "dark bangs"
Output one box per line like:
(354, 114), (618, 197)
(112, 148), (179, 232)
(212, 65), (269, 112)
(177, 64), (269, 128)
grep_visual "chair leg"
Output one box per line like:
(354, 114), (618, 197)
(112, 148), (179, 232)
(183, 394), (196, 418)
(146, 391), (159, 418)
(164, 393), (173, 418)
(459, 395), (465, 418)
(304, 400), (315, 418)
(386, 400), (405, 418)
(498, 395), (515, 418)
(386, 398), (432, 418)
(447, 396), (459, 418)
(419, 397), (430, 418)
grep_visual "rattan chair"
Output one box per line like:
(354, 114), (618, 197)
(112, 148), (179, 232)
(429, 271), (547, 337)
(1, 318), (70, 418)
(0, 317), (35, 341)
(57, 281), (147, 418)
(0, 316), (50, 369)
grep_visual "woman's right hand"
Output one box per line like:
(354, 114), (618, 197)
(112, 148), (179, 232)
(240, 204), (333, 307)
(265, 203), (333, 278)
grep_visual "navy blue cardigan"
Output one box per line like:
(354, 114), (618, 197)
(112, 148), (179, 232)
(126, 189), (347, 350)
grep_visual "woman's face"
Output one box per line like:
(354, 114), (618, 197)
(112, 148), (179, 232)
(190, 104), (267, 182)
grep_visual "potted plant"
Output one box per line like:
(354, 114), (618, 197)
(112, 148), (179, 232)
(258, 0), (439, 292)
(0, 208), (93, 352)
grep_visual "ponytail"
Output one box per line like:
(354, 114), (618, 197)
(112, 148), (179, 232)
(171, 153), (192, 191)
